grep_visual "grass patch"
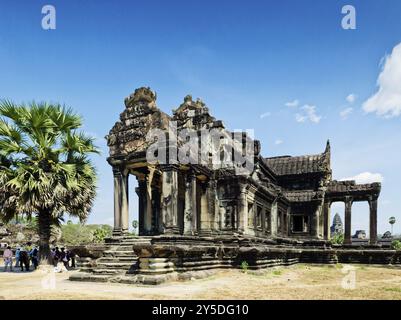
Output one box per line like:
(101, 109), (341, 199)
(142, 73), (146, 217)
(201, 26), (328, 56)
(272, 269), (283, 276)
(383, 287), (401, 293)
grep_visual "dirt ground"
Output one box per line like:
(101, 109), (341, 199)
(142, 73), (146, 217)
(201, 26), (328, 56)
(1, 263), (401, 300)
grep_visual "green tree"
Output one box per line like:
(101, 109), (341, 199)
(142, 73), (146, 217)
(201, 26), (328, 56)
(0, 101), (99, 263)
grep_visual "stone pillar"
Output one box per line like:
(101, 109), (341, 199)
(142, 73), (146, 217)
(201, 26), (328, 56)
(199, 182), (211, 234)
(144, 175), (152, 234)
(270, 200), (278, 237)
(184, 172), (197, 235)
(121, 170), (129, 233)
(113, 167), (122, 235)
(312, 205), (320, 238)
(323, 201), (331, 240)
(344, 197), (353, 245)
(237, 183), (248, 234)
(161, 167), (180, 234)
(208, 180), (219, 232)
(136, 177), (146, 236)
(369, 197), (378, 245)
(285, 206), (291, 236)
(152, 186), (161, 234)
(261, 207), (266, 233)
(192, 174), (198, 233)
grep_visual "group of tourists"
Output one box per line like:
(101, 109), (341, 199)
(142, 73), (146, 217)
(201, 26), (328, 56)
(2, 244), (76, 272)
(50, 247), (76, 272)
(2, 242), (39, 272)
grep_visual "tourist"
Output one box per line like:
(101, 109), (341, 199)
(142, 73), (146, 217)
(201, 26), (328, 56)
(25, 242), (32, 253)
(50, 248), (56, 265)
(3, 246), (13, 272)
(60, 247), (69, 270)
(19, 247), (30, 272)
(67, 250), (76, 269)
(54, 247), (61, 266)
(14, 246), (21, 268)
(30, 246), (39, 270)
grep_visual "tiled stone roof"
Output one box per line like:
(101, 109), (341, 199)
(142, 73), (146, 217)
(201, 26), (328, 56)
(265, 153), (328, 176)
(327, 180), (381, 193)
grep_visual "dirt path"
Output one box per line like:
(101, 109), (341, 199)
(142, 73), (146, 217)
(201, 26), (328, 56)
(1, 264), (401, 300)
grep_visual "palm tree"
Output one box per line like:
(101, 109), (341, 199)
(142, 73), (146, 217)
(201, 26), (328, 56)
(389, 216), (396, 235)
(0, 101), (98, 263)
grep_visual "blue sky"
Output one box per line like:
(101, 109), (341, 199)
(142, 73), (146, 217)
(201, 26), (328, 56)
(0, 0), (400, 234)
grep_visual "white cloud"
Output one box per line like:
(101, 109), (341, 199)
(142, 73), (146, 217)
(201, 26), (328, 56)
(260, 112), (271, 119)
(295, 113), (306, 123)
(341, 172), (384, 184)
(275, 139), (283, 145)
(346, 94), (357, 104)
(295, 104), (321, 123)
(363, 42), (401, 118)
(340, 107), (353, 119)
(285, 99), (299, 107)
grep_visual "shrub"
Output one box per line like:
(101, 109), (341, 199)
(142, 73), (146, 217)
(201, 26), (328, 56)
(240, 261), (249, 273)
(60, 223), (112, 245)
(391, 240), (401, 250)
(272, 269), (282, 276)
(331, 233), (344, 245)
(93, 226), (112, 243)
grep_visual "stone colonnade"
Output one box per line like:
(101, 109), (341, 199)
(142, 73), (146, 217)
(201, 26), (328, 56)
(112, 165), (216, 236)
(322, 196), (378, 245)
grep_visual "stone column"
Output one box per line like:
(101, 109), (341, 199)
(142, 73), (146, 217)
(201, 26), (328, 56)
(136, 177), (146, 236)
(121, 170), (129, 233)
(161, 167), (180, 234)
(192, 174), (198, 233)
(369, 197), (378, 245)
(323, 201), (331, 240)
(237, 183), (248, 234)
(311, 205), (320, 238)
(184, 172), (197, 235)
(208, 180), (219, 232)
(344, 197), (353, 245)
(285, 207), (291, 236)
(261, 207), (266, 233)
(199, 181), (211, 234)
(144, 175), (152, 234)
(113, 167), (122, 235)
(270, 200), (278, 237)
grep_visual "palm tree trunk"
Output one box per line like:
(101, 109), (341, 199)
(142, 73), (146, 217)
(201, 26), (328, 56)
(38, 209), (52, 264)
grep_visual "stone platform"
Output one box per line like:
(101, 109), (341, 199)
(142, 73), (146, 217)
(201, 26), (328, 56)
(69, 235), (401, 285)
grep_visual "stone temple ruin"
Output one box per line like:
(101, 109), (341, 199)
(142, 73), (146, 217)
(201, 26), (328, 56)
(70, 87), (400, 285)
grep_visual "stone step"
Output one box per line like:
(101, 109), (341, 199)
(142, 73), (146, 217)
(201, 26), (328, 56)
(103, 250), (137, 257)
(96, 261), (137, 269)
(114, 245), (136, 251)
(91, 268), (125, 275)
(78, 266), (94, 272)
(69, 273), (111, 283)
(120, 242), (151, 246)
(97, 257), (137, 263)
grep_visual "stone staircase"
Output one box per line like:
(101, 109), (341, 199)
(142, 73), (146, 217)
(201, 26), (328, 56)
(70, 236), (152, 282)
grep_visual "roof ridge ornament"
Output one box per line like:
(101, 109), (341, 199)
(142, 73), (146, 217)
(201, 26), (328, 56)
(124, 87), (157, 107)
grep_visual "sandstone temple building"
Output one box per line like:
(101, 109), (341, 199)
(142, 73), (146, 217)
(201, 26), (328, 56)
(106, 87), (380, 245)
(71, 87), (397, 285)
